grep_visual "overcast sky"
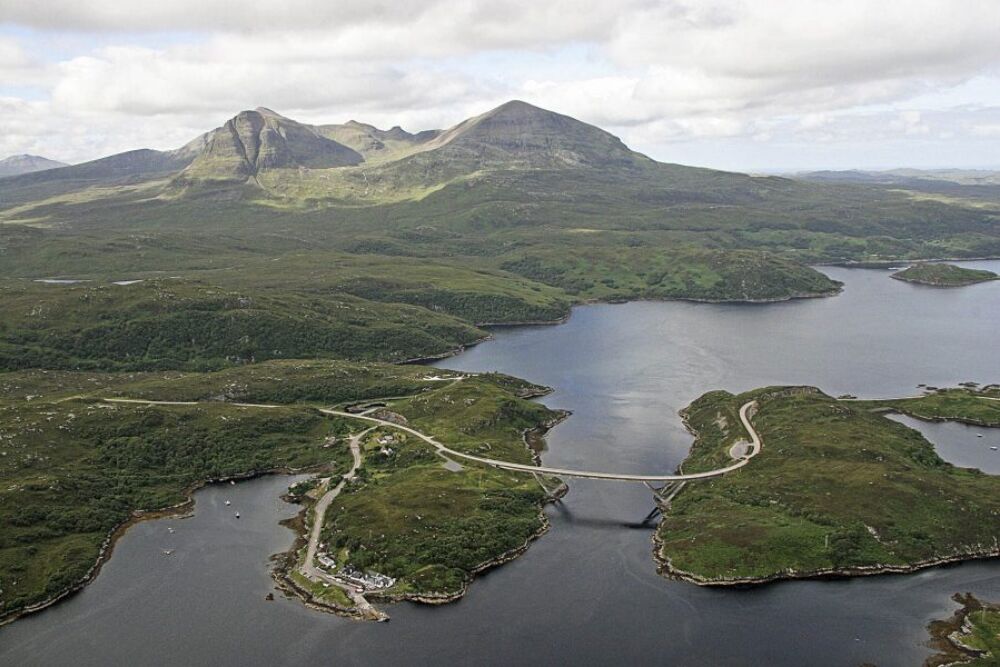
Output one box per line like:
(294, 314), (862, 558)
(2, 0), (1000, 171)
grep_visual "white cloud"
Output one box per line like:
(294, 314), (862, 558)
(2, 0), (1000, 168)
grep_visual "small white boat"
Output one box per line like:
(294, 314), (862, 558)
(235, 512), (241, 518)
(230, 480), (235, 485)
(167, 527), (175, 533)
(225, 500), (231, 506)
(991, 446), (998, 451)
(162, 549), (174, 556)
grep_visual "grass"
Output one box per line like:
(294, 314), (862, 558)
(658, 386), (1000, 583)
(288, 569), (354, 608)
(0, 278), (486, 371)
(319, 375), (561, 598)
(856, 386), (1000, 426)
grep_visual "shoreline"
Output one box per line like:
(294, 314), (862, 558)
(822, 255), (1000, 268)
(889, 273), (999, 288)
(654, 543), (1000, 588)
(413, 282), (847, 365)
(0, 464), (330, 628)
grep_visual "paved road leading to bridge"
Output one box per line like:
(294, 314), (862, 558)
(103, 397), (762, 483)
(326, 400), (761, 482)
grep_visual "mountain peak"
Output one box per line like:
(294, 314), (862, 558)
(253, 106), (282, 116)
(0, 154), (69, 178)
(483, 99), (547, 118)
(421, 99), (644, 169)
(179, 109), (362, 184)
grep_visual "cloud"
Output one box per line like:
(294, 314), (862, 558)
(2, 0), (1000, 168)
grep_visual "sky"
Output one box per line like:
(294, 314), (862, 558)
(2, 0), (1000, 172)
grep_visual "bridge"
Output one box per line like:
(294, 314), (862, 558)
(103, 398), (762, 502)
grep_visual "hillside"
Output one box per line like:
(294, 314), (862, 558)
(0, 279), (486, 371)
(0, 99), (998, 362)
(0, 155), (67, 178)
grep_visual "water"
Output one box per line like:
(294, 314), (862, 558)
(887, 414), (1000, 475)
(3, 262), (1000, 666)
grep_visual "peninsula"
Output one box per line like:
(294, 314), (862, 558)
(657, 386), (1000, 585)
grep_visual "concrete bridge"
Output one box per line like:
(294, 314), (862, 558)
(103, 398), (761, 501)
(319, 400), (762, 501)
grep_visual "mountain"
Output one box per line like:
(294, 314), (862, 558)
(0, 154), (68, 178)
(1, 99), (998, 274)
(316, 120), (438, 164)
(416, 100), (647, 168)
(178, 108), (363, 185)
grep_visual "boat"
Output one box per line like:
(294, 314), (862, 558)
(991, 446), (998, 451)
(235, 512), (241, 518)
(225, 500), (231, 506)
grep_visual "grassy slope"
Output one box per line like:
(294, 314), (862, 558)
(892, 263), (999, 286)
(321, 375), (561, 597)
(658, 387), (1000, 583)
(0, 279), (486, 371)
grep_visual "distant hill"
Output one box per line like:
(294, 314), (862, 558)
(0, 154), (68, 178)
(799, 168), (1000, 187)
(316, 120), (438, 165)
(1, 99), (998, 279)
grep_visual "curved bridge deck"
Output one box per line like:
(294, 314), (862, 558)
(103, 398), (761, 484)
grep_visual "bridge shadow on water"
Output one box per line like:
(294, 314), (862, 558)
(549, 502), (661, 531)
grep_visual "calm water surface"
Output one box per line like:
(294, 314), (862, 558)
(2, 263), (1000, 666)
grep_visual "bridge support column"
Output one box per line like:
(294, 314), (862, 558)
(532, 472), (564, 501)
(644, 480), (686, 507)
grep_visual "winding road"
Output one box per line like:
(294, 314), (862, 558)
(297, 426), (384, 618)
(103, 397), (762, 483)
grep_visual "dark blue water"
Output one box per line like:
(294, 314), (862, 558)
(2, 263), (999, 666)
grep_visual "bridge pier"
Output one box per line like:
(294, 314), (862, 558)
(644, 480), (686, 507)
(532, 472), (565, 501)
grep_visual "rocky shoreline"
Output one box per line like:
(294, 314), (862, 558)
(924, 592), (1000, 667)
(654, 538), (1000, 588)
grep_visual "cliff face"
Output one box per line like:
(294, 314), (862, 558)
(181, 108), (363, 183)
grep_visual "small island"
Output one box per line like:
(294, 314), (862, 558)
(657, 386), (1000, 585)
(891, 263), (999, 287)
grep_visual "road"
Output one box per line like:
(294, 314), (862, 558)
(298, 426), (383, 617)
(317, 399), (761, 482)
(102, 397), (763, 483)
